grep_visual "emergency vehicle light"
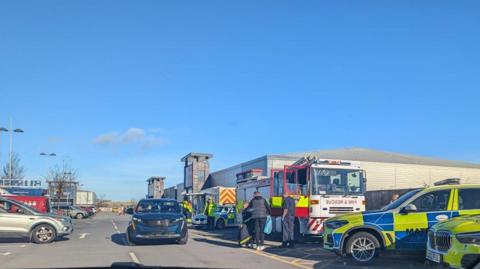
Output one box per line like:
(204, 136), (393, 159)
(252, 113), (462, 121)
(310, 200), (319, 205)
(319, 160), (352, 166)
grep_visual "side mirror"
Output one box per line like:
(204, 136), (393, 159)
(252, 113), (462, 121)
(401, 204), (417, 214)
(125, 207), (134, 215)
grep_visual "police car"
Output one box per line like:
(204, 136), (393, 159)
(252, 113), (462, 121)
(323, 180), (480, 264)
(192, 204), (237, 229)
(427, 214), (480, 268)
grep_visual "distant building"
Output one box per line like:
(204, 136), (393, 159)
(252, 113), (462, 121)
(75, 190), (97, 206)
(210, 148), (480, 191)
(163, 183), (186, 202)
(47, 180), (79, 205)
(146, 176), (165, 199)
(176, 183), (185, 202)
(0, 178), (46, 196)
(163, 185), (177, 200)
(181, 152), (213, 194)
(208, 148), (480, 209)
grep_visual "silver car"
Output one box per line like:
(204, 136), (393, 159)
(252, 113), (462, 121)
(55, 205), (89, 219)
(0, 197), (74, 244)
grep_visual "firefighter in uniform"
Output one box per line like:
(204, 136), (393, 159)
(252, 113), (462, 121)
(281, 192), (296, 248)
(204, 197), (217, 230)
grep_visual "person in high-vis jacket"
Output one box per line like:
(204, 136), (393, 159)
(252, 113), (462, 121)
(204, 197), (217, 230)
(182, 198), (193, 223)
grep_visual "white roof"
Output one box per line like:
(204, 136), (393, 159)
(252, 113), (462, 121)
(279, 148), (480, 169)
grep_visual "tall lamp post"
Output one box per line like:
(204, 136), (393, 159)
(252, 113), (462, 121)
(0, 120), (24, 179)
(0, 128), (8, 167)
(40, 152), (56, 185)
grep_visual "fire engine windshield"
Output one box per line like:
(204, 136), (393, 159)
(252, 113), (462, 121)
(311, 168), (364, 195)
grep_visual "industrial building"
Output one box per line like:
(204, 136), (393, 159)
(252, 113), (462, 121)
(163, 183), (185, 202)
(209, 147), (480, 193)
(47, 179), (80, 206)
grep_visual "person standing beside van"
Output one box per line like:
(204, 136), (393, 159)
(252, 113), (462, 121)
(248, 191), (270, 251)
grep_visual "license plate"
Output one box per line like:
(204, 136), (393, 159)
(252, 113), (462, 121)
(426, 250), (441, 263)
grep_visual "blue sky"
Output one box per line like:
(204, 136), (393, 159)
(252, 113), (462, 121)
(1, 1), (479, 200)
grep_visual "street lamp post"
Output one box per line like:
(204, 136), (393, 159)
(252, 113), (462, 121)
(0, 128), (8, 168)
(9, 119), (24, 179)
(0, 120), (23, 179)
(40, 152), (56, 182)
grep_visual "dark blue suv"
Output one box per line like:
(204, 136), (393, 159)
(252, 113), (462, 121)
(126, 199), (188, 245)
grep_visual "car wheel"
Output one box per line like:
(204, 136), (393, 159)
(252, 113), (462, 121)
(177, 230), (188, 245)
(216, 219), (225, 229)
(126, 228), (137, 246)
(345, 232), (380, 264)
(31, 224), (57, 244)
(76, 213), (84, 219)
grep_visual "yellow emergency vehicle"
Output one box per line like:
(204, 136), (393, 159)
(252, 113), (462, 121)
(323, 180), (480, 264)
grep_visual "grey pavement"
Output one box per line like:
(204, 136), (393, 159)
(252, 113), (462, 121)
(0, 212), (435, 269)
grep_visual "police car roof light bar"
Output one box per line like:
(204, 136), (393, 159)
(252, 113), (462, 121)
(434, 178), (461, 186)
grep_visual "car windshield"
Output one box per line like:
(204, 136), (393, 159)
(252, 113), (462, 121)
(381, 189), (422, 211)
(311, 168), (365, 195)
(136, 200), (181, 213)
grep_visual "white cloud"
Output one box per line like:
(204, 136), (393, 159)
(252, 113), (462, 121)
(93, 128), (167, 149)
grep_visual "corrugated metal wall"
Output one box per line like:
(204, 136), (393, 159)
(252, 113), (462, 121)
(360, 161), (480, 191)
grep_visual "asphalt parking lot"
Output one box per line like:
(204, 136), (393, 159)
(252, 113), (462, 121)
(192, 227), (433, 269)
(0, 212), (435, 269)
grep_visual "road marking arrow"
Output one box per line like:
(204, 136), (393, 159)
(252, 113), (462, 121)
(79, 233), (89, 239)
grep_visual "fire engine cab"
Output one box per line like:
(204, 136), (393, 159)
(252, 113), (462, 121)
(237, 156), (367, 237)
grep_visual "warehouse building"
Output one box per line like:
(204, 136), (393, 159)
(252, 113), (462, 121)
(208, 148), (480, 208)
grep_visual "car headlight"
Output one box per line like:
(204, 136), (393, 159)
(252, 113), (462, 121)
(456, 232), (480, 244)
(54, 217), (69, 223)
(132, 217), (142, 223)
(325, 220), (349, 230)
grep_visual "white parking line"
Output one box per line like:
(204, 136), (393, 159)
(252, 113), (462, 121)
(0, 252), (11, 256)
(129, 252), (140, 264)
(112, 219), (122, 235)
(79, 233), (89, 239)
(112, 220), (120, 231)
(0, 245), (25, 248)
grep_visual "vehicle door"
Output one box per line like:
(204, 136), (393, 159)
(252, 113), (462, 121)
(456, 187), (480, 216)
(58, 205), (70, 216)
(270, 169), (284, 213)
(226, 207), (236, 226)
(393, 189), (454, 250)
(0, 200), (34, 237)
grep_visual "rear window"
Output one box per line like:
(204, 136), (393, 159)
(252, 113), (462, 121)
(458, 188), (480, 210)
(136, 200), (181, 213)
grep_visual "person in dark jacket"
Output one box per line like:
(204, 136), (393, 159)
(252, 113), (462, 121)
(248, 191), (271, 250)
